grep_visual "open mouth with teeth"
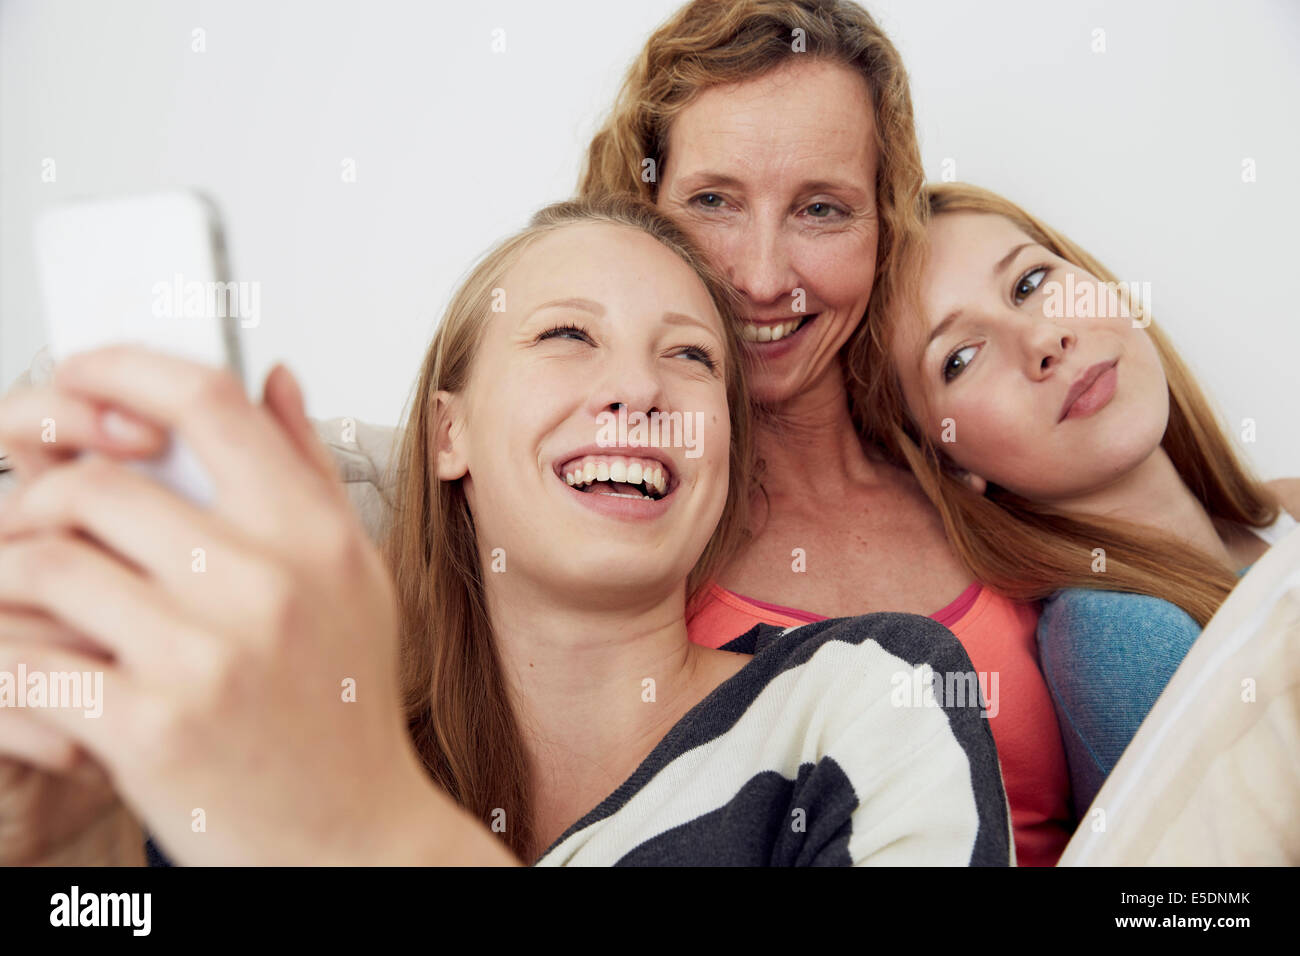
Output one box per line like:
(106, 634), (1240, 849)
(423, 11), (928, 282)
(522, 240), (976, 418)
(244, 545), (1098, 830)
(741, 313), (818, 344)
(559, 454), (672, 501)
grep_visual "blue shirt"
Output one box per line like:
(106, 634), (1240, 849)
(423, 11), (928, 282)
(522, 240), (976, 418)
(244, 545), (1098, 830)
(1036, 587), (1201, 817)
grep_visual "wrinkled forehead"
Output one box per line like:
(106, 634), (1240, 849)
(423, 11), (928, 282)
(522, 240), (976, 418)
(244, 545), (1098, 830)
(663, 59), (879, 187)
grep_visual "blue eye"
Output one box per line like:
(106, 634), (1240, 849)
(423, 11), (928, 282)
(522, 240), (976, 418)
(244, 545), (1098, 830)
(694, 193), (726, 209)
(942, 344), (978, 382)
(1014, 267), (1048, 303)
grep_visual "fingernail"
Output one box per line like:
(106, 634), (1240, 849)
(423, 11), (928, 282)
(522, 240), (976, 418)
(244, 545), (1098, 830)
(100, 409), (156, 444)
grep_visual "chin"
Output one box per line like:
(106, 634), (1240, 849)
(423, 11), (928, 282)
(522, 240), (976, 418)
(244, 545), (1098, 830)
(744, 362), (817, 408)
(1016, 447), (1161, 502)
(552, 553), (693, 599)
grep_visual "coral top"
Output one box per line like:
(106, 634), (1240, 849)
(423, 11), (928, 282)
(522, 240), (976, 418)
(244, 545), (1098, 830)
(687, 581), (1075, 867)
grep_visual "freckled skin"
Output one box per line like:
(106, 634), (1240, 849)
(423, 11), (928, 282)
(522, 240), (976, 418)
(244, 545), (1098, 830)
(658, 58), (878, 406)
(655, 58), (974, 617)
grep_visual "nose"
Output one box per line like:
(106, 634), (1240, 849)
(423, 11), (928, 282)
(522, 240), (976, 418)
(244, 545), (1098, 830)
(726, 216), (799, 309)
(1024, 320), (1077, 379)
(590, 352), (665, 420)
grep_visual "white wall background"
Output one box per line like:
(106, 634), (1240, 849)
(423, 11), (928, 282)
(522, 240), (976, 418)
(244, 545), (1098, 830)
(3, 0), (1297, 477)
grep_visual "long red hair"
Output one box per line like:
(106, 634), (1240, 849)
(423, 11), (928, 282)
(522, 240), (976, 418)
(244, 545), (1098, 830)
(863, 182), (1280, 626)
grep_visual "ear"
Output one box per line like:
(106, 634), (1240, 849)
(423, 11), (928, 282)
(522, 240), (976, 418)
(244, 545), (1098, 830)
(959, 470), (988, 496)
(431, 390), (469, 481)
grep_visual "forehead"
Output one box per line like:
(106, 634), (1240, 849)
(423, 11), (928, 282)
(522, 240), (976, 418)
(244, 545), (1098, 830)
(499, 222), (720, 326)
(665, 58), (877, 187)
(927, 212), (1030, 274)
(889, 213), (1031, 357)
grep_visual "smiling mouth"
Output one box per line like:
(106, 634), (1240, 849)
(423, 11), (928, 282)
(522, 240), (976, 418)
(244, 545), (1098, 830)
(740, 313), (818, 344)
(559, 454), (672, 501)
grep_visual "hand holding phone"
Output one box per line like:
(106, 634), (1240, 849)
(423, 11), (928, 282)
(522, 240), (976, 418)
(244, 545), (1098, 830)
(33, 190), (247, 506)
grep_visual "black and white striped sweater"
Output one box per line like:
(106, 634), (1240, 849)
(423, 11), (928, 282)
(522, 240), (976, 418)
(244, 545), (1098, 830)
(533, 613), (1014, 866)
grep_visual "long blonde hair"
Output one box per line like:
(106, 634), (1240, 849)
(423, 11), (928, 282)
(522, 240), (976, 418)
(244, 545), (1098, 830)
(865, 182), (1280, 626)
(381, 196), (753, 861)
(578, 0), (927, 432)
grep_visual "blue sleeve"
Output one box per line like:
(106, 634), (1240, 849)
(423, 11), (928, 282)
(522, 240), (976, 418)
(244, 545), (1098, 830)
(1036, 588), (1201, 817)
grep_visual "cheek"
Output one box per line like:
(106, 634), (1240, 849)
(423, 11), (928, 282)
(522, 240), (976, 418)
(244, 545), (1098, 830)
(681, 221), (743, 277)
(806, 227), (876, 287)
(935, 385), (1041, 477)
(462, 384), (548, 481)
(791, 232), (877, 329)
(702, 419), (731, 503)
(682, 385), (731, 494)
(1125, 326), (1166, 380)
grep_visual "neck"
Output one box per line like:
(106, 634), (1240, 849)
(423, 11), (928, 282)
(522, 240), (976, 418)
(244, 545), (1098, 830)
(753, 355), (884, 492)
(483, 572), (710, 795)
(1043, 446), (1237, 570)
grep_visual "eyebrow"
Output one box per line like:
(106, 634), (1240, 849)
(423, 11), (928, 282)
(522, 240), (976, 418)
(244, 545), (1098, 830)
(528, 297), (605, 319)
(528, 297), (716, 336)
(661, 310), (718, 335)
(926, 241), (1037, 346)
(996, 242), (1035, 277)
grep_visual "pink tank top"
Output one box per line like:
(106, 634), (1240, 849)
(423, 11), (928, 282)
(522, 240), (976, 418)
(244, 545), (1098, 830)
(686, 581), (1075, 867)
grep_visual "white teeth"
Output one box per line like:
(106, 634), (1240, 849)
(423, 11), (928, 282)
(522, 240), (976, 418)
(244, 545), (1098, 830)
(742, 318), (803, 343)
(559, 454), (672, 499)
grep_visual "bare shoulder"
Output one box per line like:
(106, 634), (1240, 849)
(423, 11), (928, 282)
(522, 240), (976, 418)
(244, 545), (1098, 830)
(1264, 478), (1300, 518)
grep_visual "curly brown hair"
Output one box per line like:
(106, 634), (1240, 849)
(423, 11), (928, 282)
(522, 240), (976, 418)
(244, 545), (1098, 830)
(578, 0), (927, 442)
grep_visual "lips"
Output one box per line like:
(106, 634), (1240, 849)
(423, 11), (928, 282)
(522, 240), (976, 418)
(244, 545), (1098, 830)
(551, 444), (679, 519)
(560, 453), (669, 499)
(1059, 359), (1119, 422)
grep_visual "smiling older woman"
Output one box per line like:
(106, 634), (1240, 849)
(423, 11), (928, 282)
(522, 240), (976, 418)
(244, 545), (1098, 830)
(577, 0), (1074, 865)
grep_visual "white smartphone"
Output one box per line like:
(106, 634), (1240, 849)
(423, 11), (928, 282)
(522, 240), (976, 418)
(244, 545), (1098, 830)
(33, 190), (247, 506)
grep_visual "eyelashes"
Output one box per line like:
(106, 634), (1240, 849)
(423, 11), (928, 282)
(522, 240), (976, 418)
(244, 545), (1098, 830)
(942, 344), (978, 383)
(537, 323), (592, 345)
(536, 323), (719, 372)
(1013, 265), (1050, 303)
(680, 343), (719, 372)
